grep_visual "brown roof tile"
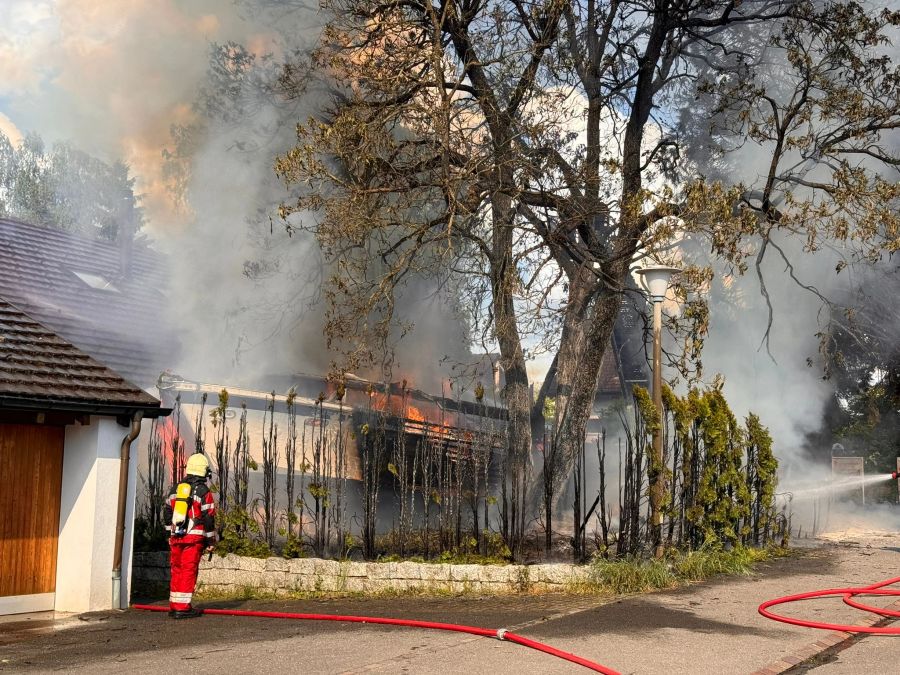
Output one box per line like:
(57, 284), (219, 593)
(0, 218), (177, 387)
(0, 298), (162, 411)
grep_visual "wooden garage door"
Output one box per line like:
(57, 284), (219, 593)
(0, 424), (65, 599)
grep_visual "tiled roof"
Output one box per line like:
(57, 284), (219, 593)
(0, 298), (162, 411)
(596, 348), (622, 395)
(0, 218), (177, 387)
(603, 293), (651, 394)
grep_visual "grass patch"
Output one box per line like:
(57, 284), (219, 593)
(376, 552), (511, 565)
(673, 545), (778, 581)
(196, 584), (278, 601)
(584, 546), (787, 595)
(286, 586), (461, 601)
(589, 557), (676, 594)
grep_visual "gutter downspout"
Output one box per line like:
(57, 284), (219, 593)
(113, 411), (143, 609)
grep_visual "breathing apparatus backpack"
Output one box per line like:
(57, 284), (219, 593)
(170, 481), (195, 537)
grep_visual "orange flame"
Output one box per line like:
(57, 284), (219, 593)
(154, 416), (186, 481)
(406, 404), (426, 423)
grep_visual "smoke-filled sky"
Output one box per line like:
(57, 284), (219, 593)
(0, 1), (330, 381)
(0, 0), (478, 392)
(0, 0), (287, 229)
(0, 1), (894, 440)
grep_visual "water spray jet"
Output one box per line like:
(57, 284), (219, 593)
(779, 472), (898, 500)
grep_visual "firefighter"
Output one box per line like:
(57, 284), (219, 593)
(163, 453), (216, 619)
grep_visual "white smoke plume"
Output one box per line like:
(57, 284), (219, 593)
(0, 0), (474, 393)
(671, 13), (900, 532)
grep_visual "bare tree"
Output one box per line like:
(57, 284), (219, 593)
(211, 389), (231, 514)
(360, 388), (387, 558)
(170, 395), (186, 485)
(309, 395), (328, 556)
(285, 388), (300, 548)
(231, 403), (251, 534)
(260, 392), (279, 549)
(144, 419), (168, 533)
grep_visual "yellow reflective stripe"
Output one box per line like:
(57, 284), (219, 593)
(170, 592), (192, 603)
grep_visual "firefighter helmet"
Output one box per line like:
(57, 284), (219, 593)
(185, 453), (211, 478)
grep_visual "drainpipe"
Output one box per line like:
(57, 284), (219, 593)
(113, 411), (143, 609)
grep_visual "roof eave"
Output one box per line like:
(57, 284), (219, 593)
(0, 396), (171, 419)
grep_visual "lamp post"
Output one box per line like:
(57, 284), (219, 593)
(635, 265), (680, 558)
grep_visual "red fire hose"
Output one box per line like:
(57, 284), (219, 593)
(132, 604), (620, 674)
(759, 576), (900, 634)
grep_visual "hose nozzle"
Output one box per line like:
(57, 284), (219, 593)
(892, 471), (898, 480)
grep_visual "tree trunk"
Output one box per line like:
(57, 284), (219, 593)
(528, 264), (630, 512)
(490, 181), (532, 558)
(556, 288), (624, 487)
(523, 6), (667, 517)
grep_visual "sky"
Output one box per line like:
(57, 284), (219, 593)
(0, 0), (284, 230)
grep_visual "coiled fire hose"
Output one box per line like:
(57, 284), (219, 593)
(759, 576), (900, 634)
(132, 604), (621, 674)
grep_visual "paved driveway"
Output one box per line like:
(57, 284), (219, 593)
(1, 541), (897, 674)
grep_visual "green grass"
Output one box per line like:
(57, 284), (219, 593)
(197, 584), (277, 601)
(375, 552), (511, 565)
(583, 545), (787, 595)
(588, 557), (676, 594)
(673, 545), (776, 581)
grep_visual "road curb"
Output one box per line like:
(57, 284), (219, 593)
(750, 598), (900, 674)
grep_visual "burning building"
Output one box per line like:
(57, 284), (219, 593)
(150, 315), (647, 555)
(154, 371), (508, 547)
(0, 216), (649, 561)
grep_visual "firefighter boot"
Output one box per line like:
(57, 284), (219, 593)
(172, 606), (203, 619)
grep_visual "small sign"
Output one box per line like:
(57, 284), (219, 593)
(832, 456), (865, 504)
(832, 456), (864, 476)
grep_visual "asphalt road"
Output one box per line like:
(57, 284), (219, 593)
(1, 539), (897, 674)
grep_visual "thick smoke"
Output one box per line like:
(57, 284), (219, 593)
(1, 0), (474, 394)
(671, 15), (900, 534)
(160, 53), (329, 385)
(166, 64), (474, 390)
(701, 241), (838, 474)
(0, 1), (252, 222)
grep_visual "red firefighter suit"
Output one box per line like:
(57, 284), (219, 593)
(163, 471), (216, 613)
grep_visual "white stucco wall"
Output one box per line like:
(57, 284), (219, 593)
(55, 416), (143, 612)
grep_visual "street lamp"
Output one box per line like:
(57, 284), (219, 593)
(635, 264), (680, 558)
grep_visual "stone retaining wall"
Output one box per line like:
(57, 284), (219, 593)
(133, 552), (591, 597)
